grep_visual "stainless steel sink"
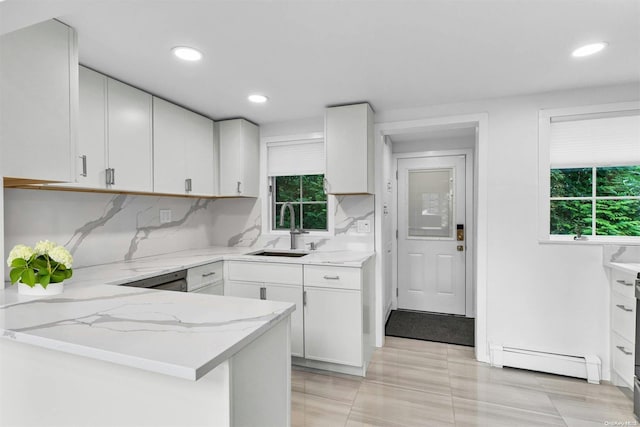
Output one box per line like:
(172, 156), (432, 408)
(249, 250), (309, 258)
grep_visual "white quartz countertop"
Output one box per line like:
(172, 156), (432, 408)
(0, 283), (294, 381)
(0, 246), (373, 381)
(605, 261), (640, 275)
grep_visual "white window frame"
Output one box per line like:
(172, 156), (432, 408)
(261, 133), (334, 237)
(538, 101), (640, 245)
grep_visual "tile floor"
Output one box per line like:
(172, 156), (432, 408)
(292, 336), (637, 426)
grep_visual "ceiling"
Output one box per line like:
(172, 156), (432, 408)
(2, 0), (639, 125)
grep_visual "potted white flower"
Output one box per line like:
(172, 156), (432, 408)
(7, 240), (73, 295)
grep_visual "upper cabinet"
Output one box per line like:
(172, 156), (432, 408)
(1, 20), (78, 183)
(218, 119), (259, 197)
(324, 103), (374, 194)
(76, 66), (153, 192)
(153, 97), (216, 196)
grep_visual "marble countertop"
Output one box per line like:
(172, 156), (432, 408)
(605, 261), (640, 275)
(0, 283), (294, 381)
(0, 246), (373, 381)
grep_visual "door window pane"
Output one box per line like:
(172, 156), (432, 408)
(408, 169), (453, 238)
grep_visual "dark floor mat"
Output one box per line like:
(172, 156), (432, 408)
(385, 310), (475, 347)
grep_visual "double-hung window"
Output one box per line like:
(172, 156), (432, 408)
(539, 103), (640, 241)
(266, 136), (328, 232)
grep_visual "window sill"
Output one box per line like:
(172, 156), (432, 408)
(539, 237), (640, 246)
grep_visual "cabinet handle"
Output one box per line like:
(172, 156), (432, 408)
(617, 345), (633, 356)
(303, 290), (307, 306)
(323, 275), (340, 280)
(185, 178), (192, 192)
(617, 280), (633, 287)
(260, 287), (266, 300)
(237, 181), (242, 194)
(616, 304), (633, 312)
(201, 272), (216, 278)
(105, 168), (113, 186)
(80, 155), (87, 177)
(110, 168), (116, 185)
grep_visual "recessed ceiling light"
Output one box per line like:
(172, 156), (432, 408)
(171, 46), (203, 62)
(571, 42), (608, 58)
(248, 94), (268, 103)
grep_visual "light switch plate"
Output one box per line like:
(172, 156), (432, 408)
(357, 220), (371, 233)
(159, 209), (172, 224)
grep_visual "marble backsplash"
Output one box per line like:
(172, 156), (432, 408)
(3, 188), (374, 276)
(604, 245), (640, 264)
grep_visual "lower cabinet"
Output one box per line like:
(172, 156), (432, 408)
(304, 287), (362, 366)
(608, 267), (637, 389)
(225, 261), (304, 358)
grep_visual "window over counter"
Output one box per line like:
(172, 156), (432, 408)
(539, 102), (640, 243)
(264, 134), (332, 234)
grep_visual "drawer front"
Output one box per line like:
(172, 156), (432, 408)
(227, 261), (302, 285)
(612, 292), (636, 342)
(187, 262), (223, 291)
(193, 282), (224, 296)
(304, 265), (361, 290)
(611, 269), (636, 299)
(612, 332), (635, 388)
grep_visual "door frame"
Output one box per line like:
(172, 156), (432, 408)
(392, 150), (474, 316)
(374, 113), (489, 364)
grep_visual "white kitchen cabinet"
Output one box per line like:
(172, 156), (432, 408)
(107, 78), (153, 192)
(77, 66), (108, 187)
(153, 97), (215, 196)
(608, 267), (637, 389)
(225, 261), (304, 357)
(1, 20), (78, 183)
(218, 119), (259, 197)
(324, 103), (374, 194)
(304, 286), (362, 366)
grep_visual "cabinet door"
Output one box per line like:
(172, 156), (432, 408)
(324, 103), (373, 194)
(218, 119), (259, 196)
(107, 78), (153, 192)
(304, 287), (362, 366)
(224, 281), (261, 299)
(78, 67), (107, 188)
(153, 97), (187, 194)
(265, 283), (304, 358)
(184, 111), (215, 196)
(1, 20), (78, 182)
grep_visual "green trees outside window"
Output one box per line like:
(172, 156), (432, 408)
(550, 166), (640, 236)
(273, 174), (327, 231)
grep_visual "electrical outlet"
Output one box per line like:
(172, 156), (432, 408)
(357, 220), (371, 233)
(159, 209), (172, 224)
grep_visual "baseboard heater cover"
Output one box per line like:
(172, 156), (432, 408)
(489, 344), (601, 384)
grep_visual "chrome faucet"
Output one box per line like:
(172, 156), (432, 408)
(279, 202), (308, 250)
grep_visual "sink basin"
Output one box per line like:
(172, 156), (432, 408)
(249, 250), (309, 258)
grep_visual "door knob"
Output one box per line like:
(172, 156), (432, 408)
(457, 245), (464, 252)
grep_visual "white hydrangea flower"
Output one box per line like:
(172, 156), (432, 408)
(6, 244), (35, 266)
(48, 245), (73, 268)
(34, 240), (57, 255)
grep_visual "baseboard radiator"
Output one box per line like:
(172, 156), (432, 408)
(489, 344), (601, 384)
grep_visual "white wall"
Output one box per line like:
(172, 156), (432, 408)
(391, 135), (475, 154)
(377, 82), (640, 380)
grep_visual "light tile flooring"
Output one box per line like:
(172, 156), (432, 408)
(292, 336), (637, 426)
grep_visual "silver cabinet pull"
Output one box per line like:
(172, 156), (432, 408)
(237, 181), (242, 194)
(260, 287), (266, 300)
(617, 280), (633, 287)
(323, 275), (340, 280)
(201, 272), (216, 278)
(110, 168), (115, 185)
(303, 290), (307, 306)
(80, 155), (87, 177)
(616, 304), (633, 312)
(617, 345), (633, 355)
(185, 178), (192, 192)
(105, 168), (114, 186)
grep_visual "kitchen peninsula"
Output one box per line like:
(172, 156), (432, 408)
(0, 278), (294, 426)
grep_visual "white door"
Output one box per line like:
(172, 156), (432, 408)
(397, 155), (466, 315)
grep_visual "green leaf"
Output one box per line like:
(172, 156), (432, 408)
(51, 270), (66, 283)
(9, 268), (25, 284)
(65, 269), (73, 279)
(11, 258), (27, 268)
(32, 258), (49, 271)
(38, 274), (51, 287)
(21, 269), (36, 286)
